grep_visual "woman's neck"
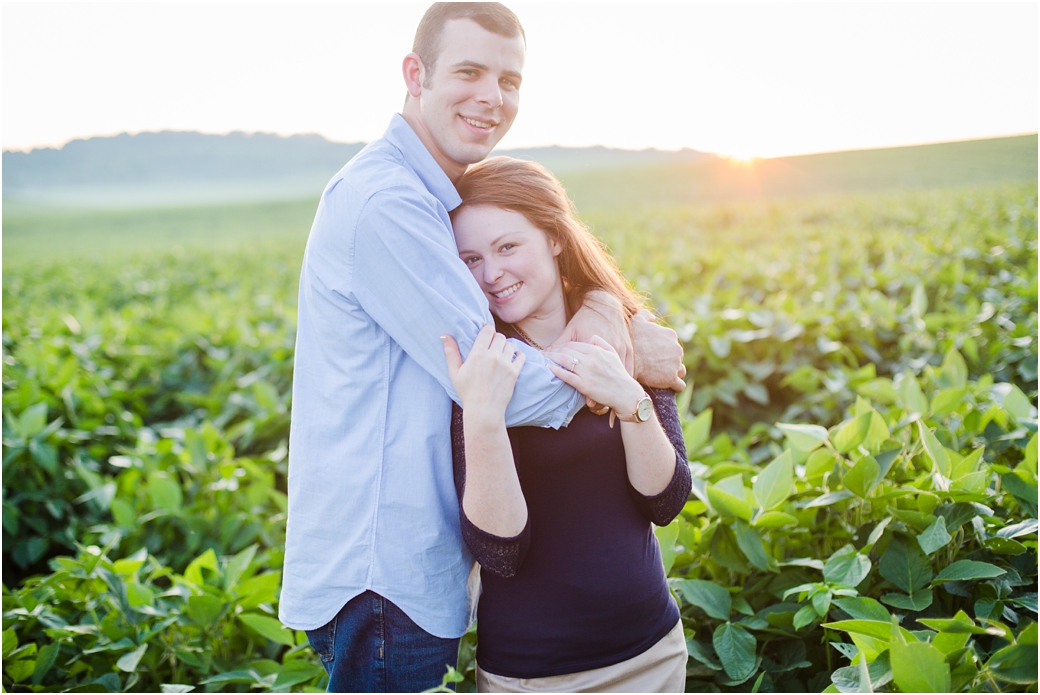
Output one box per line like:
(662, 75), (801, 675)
(513, 290), (569, 350)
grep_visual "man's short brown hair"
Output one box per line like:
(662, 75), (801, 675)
(412, 2), (525, 79)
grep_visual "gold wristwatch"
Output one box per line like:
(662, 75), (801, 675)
(613, 392), (653, 425)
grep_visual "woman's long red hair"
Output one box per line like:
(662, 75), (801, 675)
(452, 157), (645, 319)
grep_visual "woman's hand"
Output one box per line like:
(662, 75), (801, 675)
(442, 323), (526, 421)
(543, 336), (645, 415)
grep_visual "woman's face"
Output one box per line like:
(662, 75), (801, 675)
(452, 204), (565, 326)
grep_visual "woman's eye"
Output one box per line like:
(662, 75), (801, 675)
(500, 244), (515, 252)
(462, 256), (480, 266)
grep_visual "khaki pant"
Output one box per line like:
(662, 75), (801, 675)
(476, 620), (687, 693)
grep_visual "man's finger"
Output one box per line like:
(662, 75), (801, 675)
(441, 335), (462, 377)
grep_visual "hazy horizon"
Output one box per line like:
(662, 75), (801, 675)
(6, 127), (1038, 162)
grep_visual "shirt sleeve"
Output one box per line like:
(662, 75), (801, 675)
(451, 403), (531, 578)
(628, 387), (692, 526)
(348, 186), (584, 429)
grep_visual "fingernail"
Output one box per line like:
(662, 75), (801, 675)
(439, 335), (447, 342)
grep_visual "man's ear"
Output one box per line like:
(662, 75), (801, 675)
(402, 53), (425, 98)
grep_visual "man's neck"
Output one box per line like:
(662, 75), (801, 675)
(399, 107), (467, 184)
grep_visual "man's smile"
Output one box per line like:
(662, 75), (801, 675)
(461, 115), (497, 130)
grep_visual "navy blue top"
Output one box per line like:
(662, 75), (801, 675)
(451, 372), (691, 678)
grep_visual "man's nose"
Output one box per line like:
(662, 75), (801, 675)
(476, 77), (504, 109)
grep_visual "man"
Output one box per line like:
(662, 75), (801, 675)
(279, 3), (685, 692)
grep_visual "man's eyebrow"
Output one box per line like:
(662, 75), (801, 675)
(450, 61), (522, 82)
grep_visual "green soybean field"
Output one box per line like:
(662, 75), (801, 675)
(3, 162), (1038, 691)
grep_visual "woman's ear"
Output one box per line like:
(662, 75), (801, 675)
(550, 237), (563, 257)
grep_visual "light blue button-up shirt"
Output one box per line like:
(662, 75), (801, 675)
(279, 114), (585, 638)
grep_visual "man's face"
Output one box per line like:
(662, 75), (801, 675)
(416, 19), (525, 174)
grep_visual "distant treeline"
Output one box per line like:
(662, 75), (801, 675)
(1, 130), (713, 191)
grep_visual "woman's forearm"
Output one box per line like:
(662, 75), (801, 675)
(461, 411), (528, 538)
(620, 411), (678, 497)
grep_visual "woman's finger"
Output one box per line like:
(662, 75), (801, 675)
(512, 350), (527, 370)
(472, 323), (496, 352)
(547, 361), (581, 388)
(441, 335), (462, 378)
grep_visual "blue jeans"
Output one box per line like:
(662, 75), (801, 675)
(306, 591), (461, 693)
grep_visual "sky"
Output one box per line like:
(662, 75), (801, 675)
(3, 2), (1037, 159)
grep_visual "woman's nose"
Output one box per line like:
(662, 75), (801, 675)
(483, 259), (504, 284)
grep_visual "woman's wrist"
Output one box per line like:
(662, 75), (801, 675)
(610, 380), (647, 414)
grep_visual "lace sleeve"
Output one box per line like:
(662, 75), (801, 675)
(451, 403), (530, 578)
(627, 388), (692, 526)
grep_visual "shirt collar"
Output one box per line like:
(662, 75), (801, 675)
(383, 113), (463, 212)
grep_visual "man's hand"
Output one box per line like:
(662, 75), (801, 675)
(548, 290), (634, 374)
(632, 310), (686, 392)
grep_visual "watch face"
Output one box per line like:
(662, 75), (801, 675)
(636, 396), (654, 422)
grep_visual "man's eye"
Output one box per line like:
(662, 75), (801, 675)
(500, 79), (519, 91)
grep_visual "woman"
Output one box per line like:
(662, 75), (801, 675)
(440, 157), (692, 692)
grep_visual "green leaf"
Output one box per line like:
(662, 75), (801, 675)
(184, 548), (219, 586)
(673, 579), (731, 621)
(890, 640), (950, 692)
(932, 560), (1006, 584)
(881, 589), (934, 611)
(147, 471), (183, 512)
(988, 642), (1039, 684)
(1001, 471), (1038, 517)
(753, 511), (798, 529)
(31, 642), (59, 684)
(831, 651), (893, 693)
(686, 638), (722, 670)
(713, 622), (757, 681)
(917, 516), (952, 555)
(793, 604), (817, 630)
(777, 423), (829, 452)
(271, 659), (325, 689)
(823, 619), (914, 643)
(2, 629), (17, 659)
(879, 537), (933, 593)
(993, 383), (1037, 421)
(805, 448), (838, 480)
(115, 644), (147, 672)
(833, 414), (869, 454)
(186, 595), (225, 625)
(753, 450), (793, 510)
(683, 408), (713, 455)
(224, 543), (258, 591)
(824, 552), (871, 587)
(910, 283), (927, 319)
(706, 475), (754, 521)
(17, 402), (49, 439)
(238, 613), (295, 646)
(843, 455), (880, 498)
(898, 372), (928, 416)
(930, 387), (968, 416)
(160, 686), (196, 693)
(940, 348), (967, 389)
(733, 520), (777, 573)
(917, 421), (950, 477)
(832, 597), (890, 622)
(918, 611), (986, 634)
(655, 521), (679, 574)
